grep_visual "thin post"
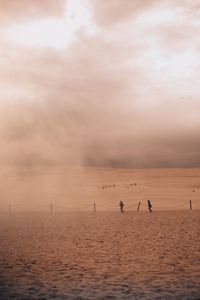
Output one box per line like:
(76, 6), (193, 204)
(137, 201), (141, 211)
(189, 200), (192, 211)
(9, 203), (11, 214)
(94, 203), (96, 212)
(50, 203), (53, 213)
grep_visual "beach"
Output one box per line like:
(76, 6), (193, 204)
(0, 167), (200, 212)
(1, 0), (200, 298)
(0, 210), (200, 299)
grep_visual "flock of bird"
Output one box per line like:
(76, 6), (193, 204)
(97, 183), (137, 190)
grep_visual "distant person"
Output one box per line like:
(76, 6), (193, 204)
(147, 200), (152, 213)
(119, 200), (125, 213)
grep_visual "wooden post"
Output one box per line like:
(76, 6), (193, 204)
(137, 201), (141, 211)
(189, 200), (192, 211)
(50, 203), (53, 213)
(94, 203), (96, 212)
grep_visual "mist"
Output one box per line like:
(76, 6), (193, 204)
(0, 0), (200, 168)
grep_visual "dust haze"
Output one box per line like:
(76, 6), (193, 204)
(0, 0), (200, 168)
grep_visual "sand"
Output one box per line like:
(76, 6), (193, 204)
(0, 167), (200, 299)
(0, 167), (200, 212)
(0, 210), (200, 299)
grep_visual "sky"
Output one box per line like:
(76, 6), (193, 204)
(0, 0), (200, 168)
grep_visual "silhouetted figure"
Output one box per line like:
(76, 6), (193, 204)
(119, 200), (125, 213)
(147, 200), (152, 213)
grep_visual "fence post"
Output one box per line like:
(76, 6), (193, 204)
(50, 203), (53, 213)
(189, 200), (192, 211)
(94, 203), (96, 212)
(137, 201), (141, 211)
(9, 203), (11, 214)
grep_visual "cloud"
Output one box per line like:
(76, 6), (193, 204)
(1, 34), (200, 168)
(175, 0), (200, 10)
(0, 1), (200, 168)
(0, 33), (140, 165)
(0, 0), (66, 23)
(90, 0), (159, 27)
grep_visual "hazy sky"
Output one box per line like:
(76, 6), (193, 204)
(0, 0), (200, 168)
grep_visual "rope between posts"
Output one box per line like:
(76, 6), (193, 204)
(0, 200), (199, 212)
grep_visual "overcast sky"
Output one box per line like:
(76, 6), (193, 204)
(0, 0), (200, 168)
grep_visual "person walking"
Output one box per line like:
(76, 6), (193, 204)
(147, 199), (152, 213)
(119, 200), (125, 213)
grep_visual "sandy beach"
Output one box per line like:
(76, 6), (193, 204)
(0, 210), (199, 299)
(0, 167), (200, 213)
(1, 0), (200, 298)
(0, 167), (200, 299)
